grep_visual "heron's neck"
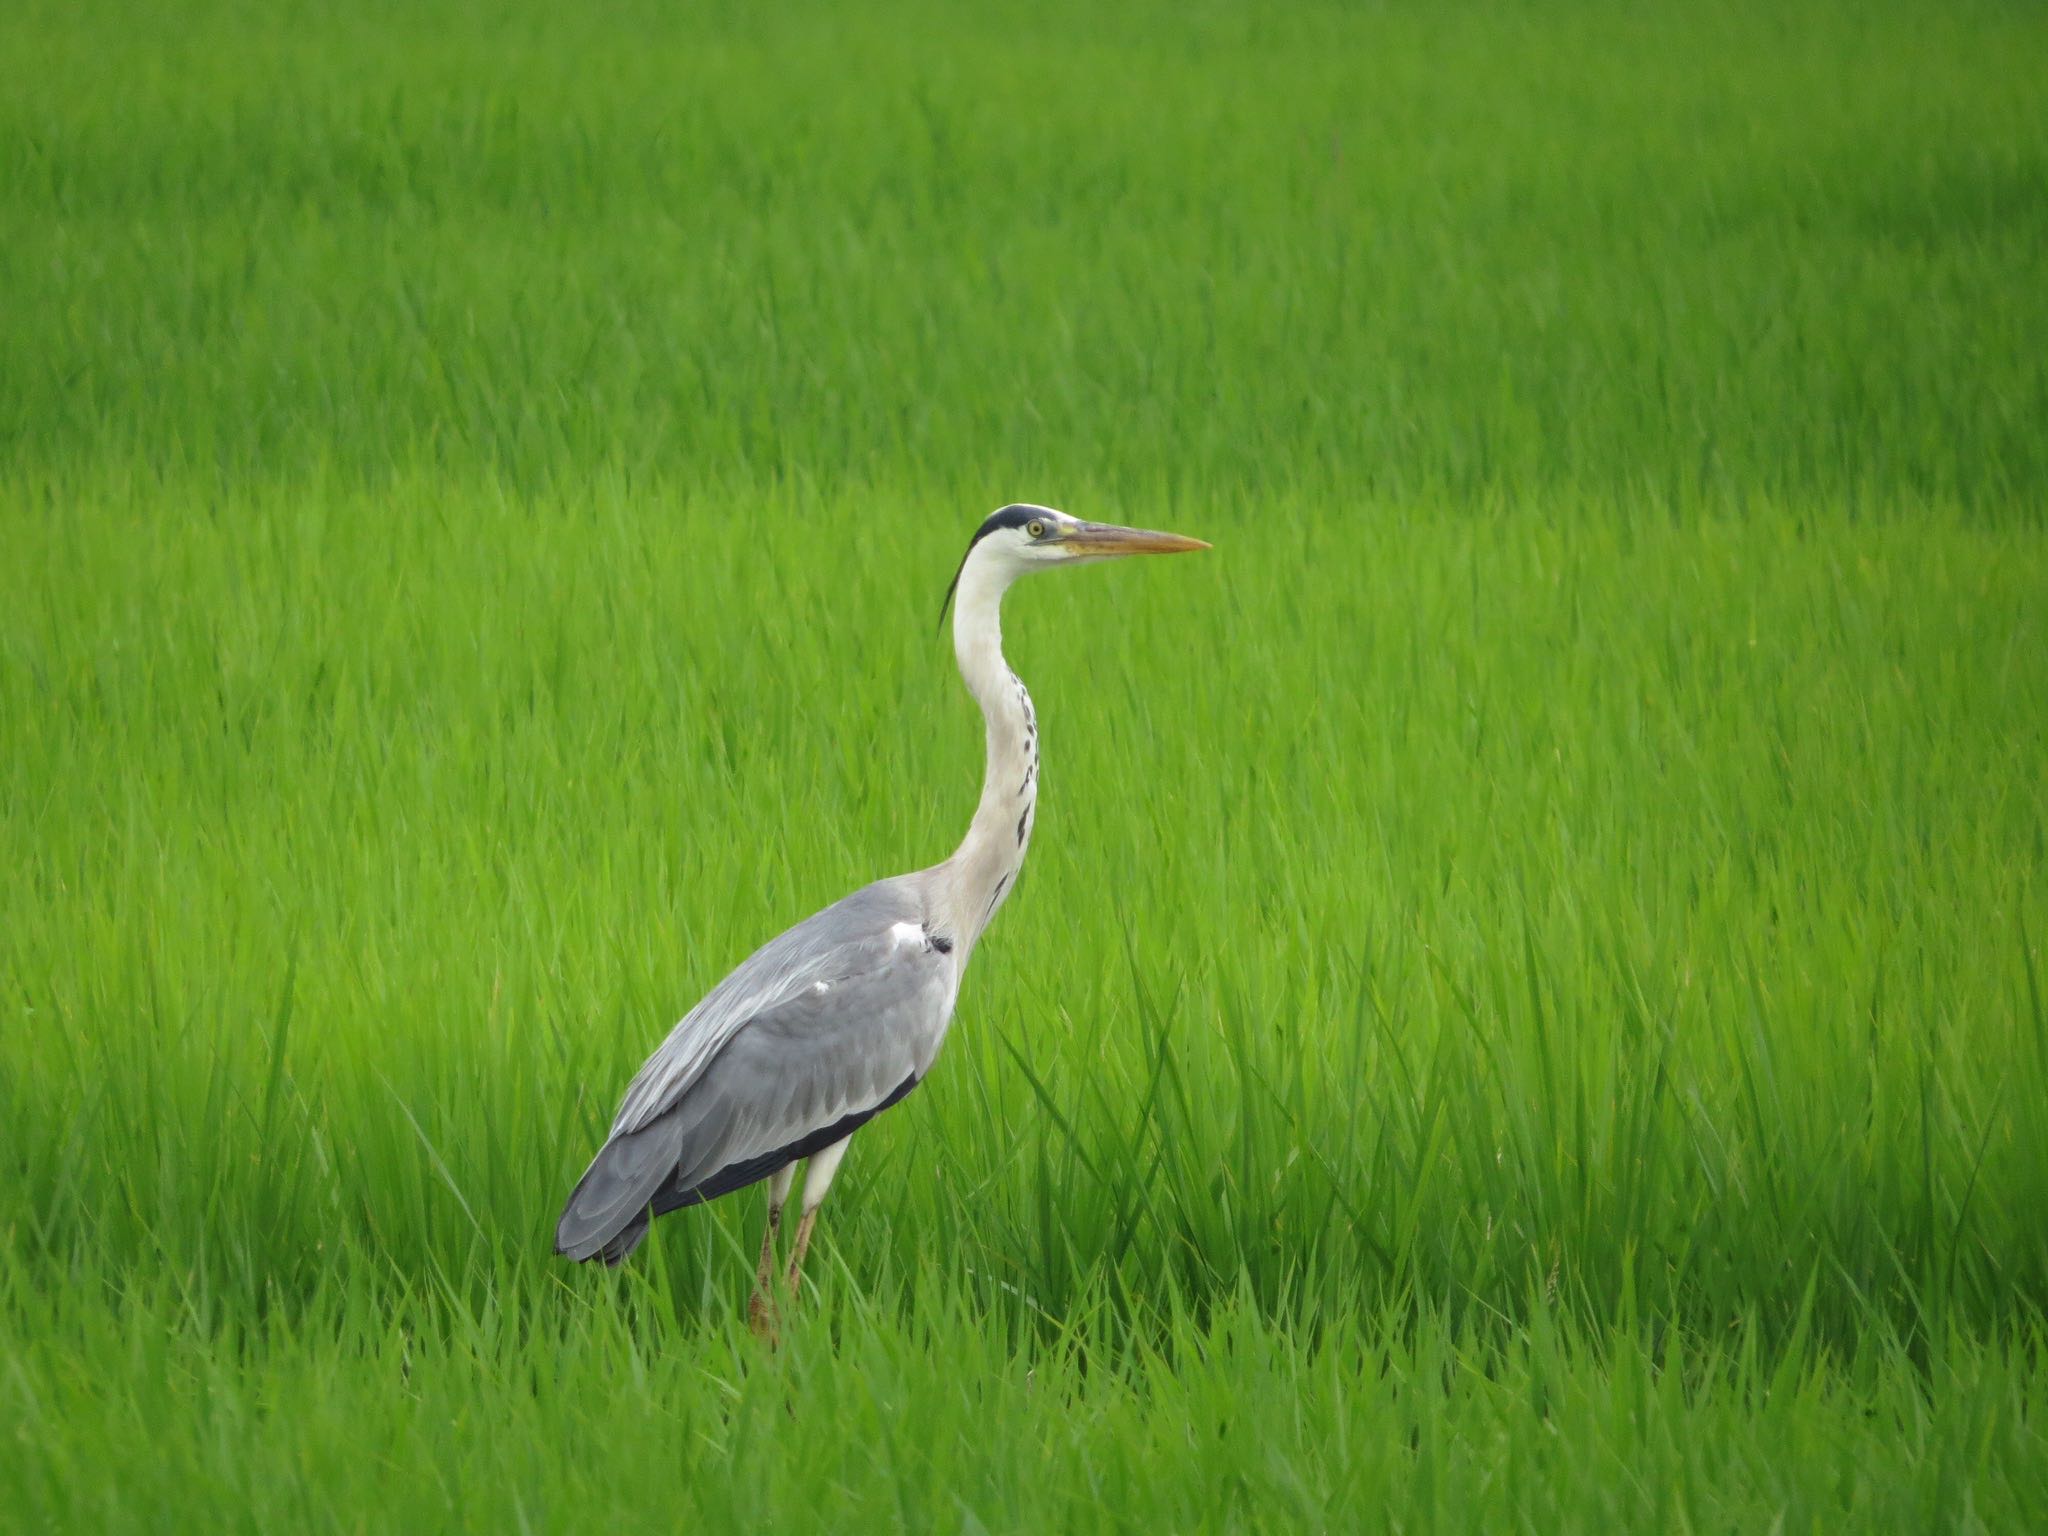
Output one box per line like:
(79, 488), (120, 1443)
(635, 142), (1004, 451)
(936, 556), (1036, 952)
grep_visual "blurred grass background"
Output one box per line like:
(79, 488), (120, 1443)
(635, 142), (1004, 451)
(2, 0), (2045, 1528)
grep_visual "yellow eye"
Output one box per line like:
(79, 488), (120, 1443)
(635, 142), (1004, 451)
(1026, 519), (1046, 539)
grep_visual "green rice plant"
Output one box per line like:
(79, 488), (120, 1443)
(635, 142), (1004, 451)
(2, 0), (2044, 1526)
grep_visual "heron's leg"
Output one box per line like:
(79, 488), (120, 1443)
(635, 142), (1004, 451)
(784, 1136), (852, 1298)
(747, 1164), (798, 1337)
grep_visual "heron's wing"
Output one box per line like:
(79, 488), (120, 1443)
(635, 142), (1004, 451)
(609, 879), (928, 1137)
(554, 879), (954, 1262)
(646, 935), (952, 1195)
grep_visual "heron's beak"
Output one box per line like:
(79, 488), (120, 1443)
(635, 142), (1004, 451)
(1058, 522), (1211, 559)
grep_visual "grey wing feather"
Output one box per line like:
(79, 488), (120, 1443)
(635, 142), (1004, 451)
(611, 879), (929, 1134)
(555, 877), (954, 1263)
(549, 1115), (684, 1261)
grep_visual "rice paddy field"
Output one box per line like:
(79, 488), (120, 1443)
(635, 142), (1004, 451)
(4, 0), (2047, 1528)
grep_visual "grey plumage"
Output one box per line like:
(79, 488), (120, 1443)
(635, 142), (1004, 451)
(556, 879), (952, 1263)
(553, 505), (1207, 1291)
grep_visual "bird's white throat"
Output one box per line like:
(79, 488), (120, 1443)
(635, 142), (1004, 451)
(934, 545), (1038, 952)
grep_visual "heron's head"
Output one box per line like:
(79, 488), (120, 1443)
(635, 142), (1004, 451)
(939, 504), (1208, 627)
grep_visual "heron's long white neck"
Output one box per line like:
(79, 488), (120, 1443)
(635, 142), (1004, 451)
(935, 551), (1036, 952)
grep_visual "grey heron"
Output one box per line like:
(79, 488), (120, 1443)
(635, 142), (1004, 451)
(554, 505), (1208, 1324)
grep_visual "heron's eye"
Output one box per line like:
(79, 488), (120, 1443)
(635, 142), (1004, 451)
(1026, 520), (1046, 539)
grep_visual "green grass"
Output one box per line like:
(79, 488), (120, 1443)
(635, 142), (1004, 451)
(4, 0), (2047, 1528)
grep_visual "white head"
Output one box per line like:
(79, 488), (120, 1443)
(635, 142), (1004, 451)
(938, 504), (1209, 630)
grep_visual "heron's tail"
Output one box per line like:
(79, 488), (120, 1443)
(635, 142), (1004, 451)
(555, 1116), (685, 1264)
